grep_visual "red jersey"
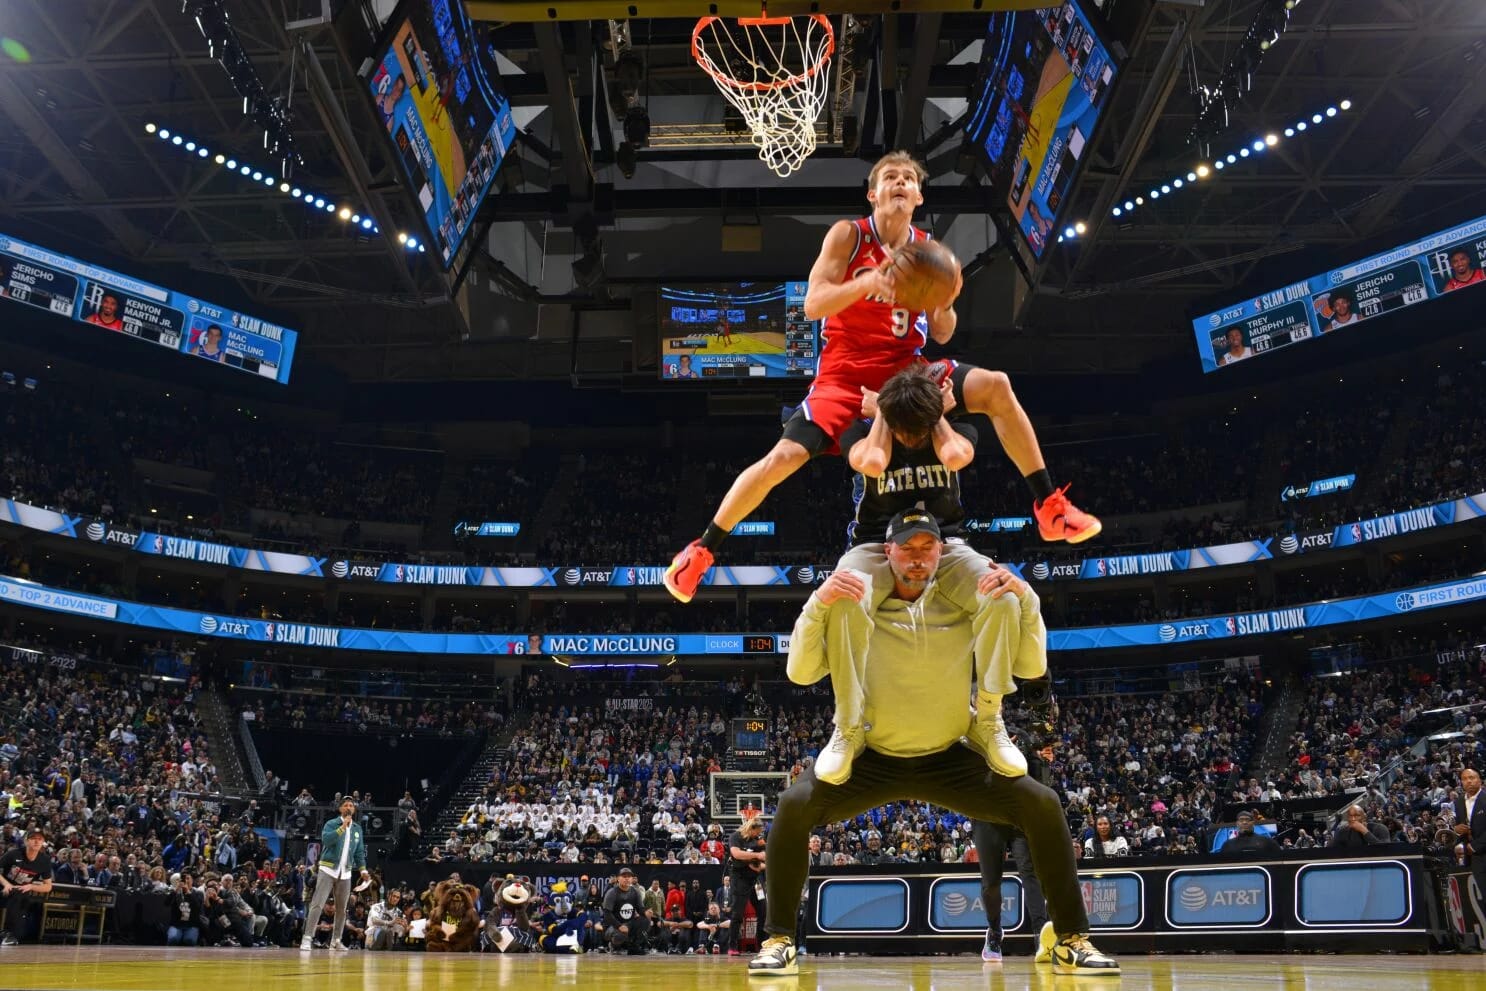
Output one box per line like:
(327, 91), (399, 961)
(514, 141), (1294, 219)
(1445, 268), (1485, 292)
(817, 216), (931, 384)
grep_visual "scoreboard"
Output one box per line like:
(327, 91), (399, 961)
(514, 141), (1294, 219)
(0, 232), (298, 384)
(1194, 212), (1486, 373)
(659, 281), (820, 380)
(730, 717), (770, 767)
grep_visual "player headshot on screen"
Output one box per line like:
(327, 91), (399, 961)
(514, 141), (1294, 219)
(677, 355), (697, 379)
(193, 324), (225, 362)
(527, 634), (543, 656)
(1218, 327), (1252, 365)
(1328, 288), (1360, 327)
(1443, 248), (1486, 292)
(85, 293), (124, 331)
(378, 74), (407, 129)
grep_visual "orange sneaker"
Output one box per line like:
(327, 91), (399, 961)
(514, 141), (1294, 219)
(663, 540), (714, 603)
(1034, 485), (1102, 544)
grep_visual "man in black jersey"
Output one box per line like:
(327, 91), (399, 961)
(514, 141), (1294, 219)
(0, 828), (54, 944)
(809, 364), (1046, 787)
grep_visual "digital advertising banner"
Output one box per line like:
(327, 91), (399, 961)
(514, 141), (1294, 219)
(4, 491), (1483, 590)
(0, 232), (297, 383)
(3, 569), (1485, 656)
(1194, 211), (1486, 373)
(807, 855), (1431, 953)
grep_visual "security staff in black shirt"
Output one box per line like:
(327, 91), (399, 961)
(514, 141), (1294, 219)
(0, 828), (54, 944)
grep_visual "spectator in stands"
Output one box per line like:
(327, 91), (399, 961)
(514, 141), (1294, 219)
(0, 827), (54, 945)
(1083, 816), (1130, 859)
(1219, 811), (1281, 857)
(1329, 805), (1389, 848)
(54, 847), (87, 886)
(660, 879), (694, 953)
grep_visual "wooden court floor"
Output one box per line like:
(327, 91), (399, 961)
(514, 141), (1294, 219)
(0, 948), (1481, 991)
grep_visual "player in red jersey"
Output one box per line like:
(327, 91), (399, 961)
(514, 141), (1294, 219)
(663, 151), (1100, 603)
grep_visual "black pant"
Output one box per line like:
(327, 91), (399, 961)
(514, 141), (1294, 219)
(764, 744), (1087, 938)
(606, 914), (650, 953)
(728, 873), (766, 948)
(973, 820), (1049, 941)
(1, 891), (42, 942)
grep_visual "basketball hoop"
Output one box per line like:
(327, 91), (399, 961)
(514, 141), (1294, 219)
(692, 12), (835, 178)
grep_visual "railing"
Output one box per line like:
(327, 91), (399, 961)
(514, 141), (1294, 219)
(238, 714), (267, 791)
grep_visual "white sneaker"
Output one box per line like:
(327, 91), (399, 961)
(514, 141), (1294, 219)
(1034, 921), (1055, 964)
(299, 938), (313, 951)
(813, 725), (864, 785)
(748, 935), (798, 976)
(965, 694), (1027, 777)
(329, 940), (349, 952)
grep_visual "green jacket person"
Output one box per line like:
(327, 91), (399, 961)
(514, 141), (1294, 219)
(299, 798), (370, 951)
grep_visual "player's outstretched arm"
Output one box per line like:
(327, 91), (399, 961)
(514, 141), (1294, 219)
(804, 221), (894, 321)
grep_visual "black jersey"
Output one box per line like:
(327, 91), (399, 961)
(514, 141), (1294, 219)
(841, 419), (977, 546)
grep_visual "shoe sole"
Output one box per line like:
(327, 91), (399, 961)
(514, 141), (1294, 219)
(748, 964), (799, 977)
(1052, 962), (1121, 976)
(1065, 518), (1102, 544)
(662, 563), (695, 604)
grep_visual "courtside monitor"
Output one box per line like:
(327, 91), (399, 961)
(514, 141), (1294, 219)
(1193, 212), (1486, 372)
(965, 0), (1122, 260)
(365, 0), (517, 269)
(659, 282), (819, 380)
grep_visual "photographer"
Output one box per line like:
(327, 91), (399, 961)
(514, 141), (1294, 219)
(165, 873), (206, 947)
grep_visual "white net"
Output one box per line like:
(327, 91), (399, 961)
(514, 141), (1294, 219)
(692, 15), (835, 178)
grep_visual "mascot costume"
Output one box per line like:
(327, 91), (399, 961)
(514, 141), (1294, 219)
(536, 880), (586, 954)
(425, 879), (480, 952)
(486, 876), (538, 953)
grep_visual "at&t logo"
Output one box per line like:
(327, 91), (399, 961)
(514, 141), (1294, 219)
(940, 891), (970, 917)
(199, 616), (219, 634)
(562, 568), (582, 585)
(86, 521), (106, 541)
(1158, 624), (1178, 642)
(1031, 562), (1050, 580)
(794, 566), (815, 585)
(1179, 885), (1208, 912)
(1279, 534), (1299, 555)
(331, 561), (349, 579)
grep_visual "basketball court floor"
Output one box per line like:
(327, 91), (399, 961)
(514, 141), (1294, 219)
(0, 947), (1481, 990)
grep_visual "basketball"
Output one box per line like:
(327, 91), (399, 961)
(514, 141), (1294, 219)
(889, 240), (960, 313)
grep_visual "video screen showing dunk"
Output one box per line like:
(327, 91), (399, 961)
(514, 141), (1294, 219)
(366, 0), (516, 268)
(659, 282), (820, 380)
(965, 2), (1121, 259)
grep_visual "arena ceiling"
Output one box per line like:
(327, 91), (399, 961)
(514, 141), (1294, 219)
(1, 0), (1483, 383)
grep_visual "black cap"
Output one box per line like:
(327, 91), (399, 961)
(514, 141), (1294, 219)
(885, 508), (941, 544)
(25, 827), (44, 839)
(618, 867), (635, 877)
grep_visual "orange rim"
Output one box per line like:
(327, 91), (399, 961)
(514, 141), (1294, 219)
(691, 14), (836, 94)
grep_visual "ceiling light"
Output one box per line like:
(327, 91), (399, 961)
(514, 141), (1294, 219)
(397, 232), (409, 244)
(226, 159), (237, 169)
(1074, 221), (1087, 235)
(338, 207), (351, 220)
(1340, 99), (1352, 110)
(1134, 196), (1144, 206)
(1173, 178), (1184, 188)
(291, 187), (302, 198)
(197, 148), (209, 158)
(1326, 106), (1337, 117)
(158, 128), (170, 139)
(185, 141), (196, 151)
(145, 123), (157, 134)
(214, 154), (225, 164)
(1296, 122), (1307, 131)
(1312, 113), (1323, 123)
(172, 135), (182, 145)
(1252, 139), (1266, 152)
(1240, 148), (1250, 157)
(1214, 160), (1225, 170)
(1161, 184), (1171, 193)
(1112, 207), (1122, 217)
(1196, 165), (1210, 178)
(1284, 128), (1295, 138)
(1227, 154), (1237, 163)
(251, 170), (262, 180)
(1064, 227), (1077, 239)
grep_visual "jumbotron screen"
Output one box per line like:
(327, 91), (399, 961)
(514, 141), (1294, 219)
(659, 282), (819, 380)
(0, 232), (297, 384)
(1193, 212), (1486, 373)
(965, 1), (1121, 259)
(366, 0), (516, 268)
